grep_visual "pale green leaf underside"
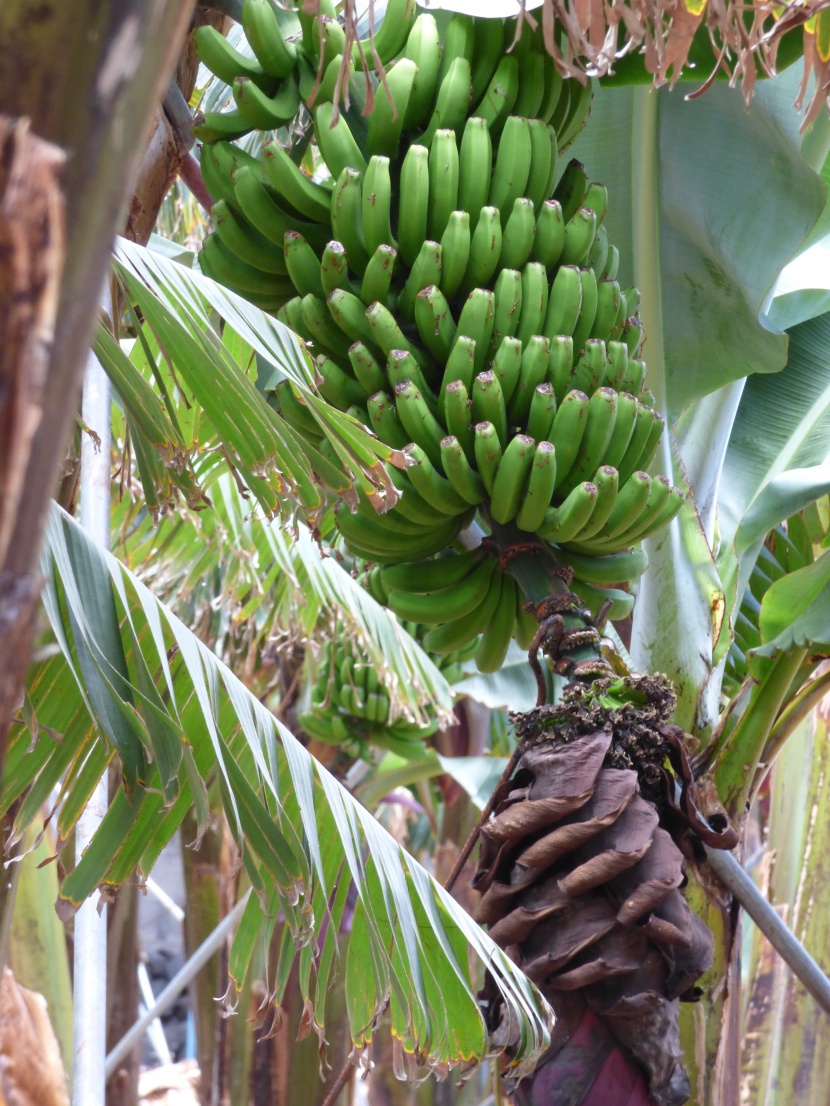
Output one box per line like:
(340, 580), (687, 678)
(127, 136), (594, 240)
(9, 505), (551, 1079)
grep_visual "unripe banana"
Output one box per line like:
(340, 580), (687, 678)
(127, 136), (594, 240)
(284, 231), (324, 298)
(380, 545), (486, 592)
(506, 334), (551, 423)
(512, 50), (546, 119)
(526, 383), (557, 443)
(461, 207), (502, 295)
(457, 288), (496, 375)
(474, 421), (503, 495)
(474, 53), (520, 133)
(591, 281), (622, 344)
(558, 386), (618, 494)
(327, 287), (378, 349)
(517, 262), (550, 349)
(362, 155), (396, 256)
(623, 316), (644, 357)
(532, 199), (565, 270)
(302, 295), (352, 359)
(586, 470), (652, 544)
(387, 465), (447, 524)
(360, 244), (397, 306)
(560, 206), (598, 267)
(470, 15), (505, 102)
(440, 436), (486, 505)
(537, 480), (598, 543)
(621, 356), (646, 397)
(499, 198), (537, 271)
(314, 101), (367, 180)
(261, 138), (331, 223)
(571, 269), (599, 355)
(548, 334), (575, 402)
(234, 165), (328, 250)
(367, 57), (417, 159)
(475, 573), (517, 673)
(573, 464), (619, 540)
(603, 244), (621, 282)
(395, 382), (446, 468)
(571, 581), (634, 622)
(458, 117), (493, 226)
(386, 349), (438, 406)
(368, 391), (410, 450)
(439, 336), (476, 414)
(212, 201), (287, 275)
(403, 13), (442, 130)
(367, 302), (433, 375)
(491, 336), (523, 408)
(489, 268), (523, 356)
(397, 144), (431, 267)
(472, 371), (508, 448)
(194, 24), (274, 89)
(549, 388), (590, 489)
(440, 211), (472, 300)
(617, 406), (664, 486)
(437, 12), (476, 86)
(423, 561), (503, 654)
(554, 546), (648, 586)
(330, 167), (369, 272)
(415, 285), (457, 364)
(604, 340), (628, 389)
(321, 241), (350, 295)
(543, 265), (582, 341)
(526, 117), (555, 212)
(583, 181), (608, 226)
(316, 353), (368, 409)
(571, 338), (606, 396)
(589, 224), (609, 280)
(401, 442), (471, 516)
(355, 0), (418, 68)
(200, 235), (289, 299)
(386, 556), (497, 624)
(490, 434), (536, 524)
(420, 56), (472, 146)
(273, 379), (323, 440)
(430, 128), (461, 241)
(600, 390), (638, 470)
(444, 381), (475, 463)
(516, 439), (557, 532)
(489, 115), (532, 218)
(398, 239), (443, 322)
(553, 159), (589, 223)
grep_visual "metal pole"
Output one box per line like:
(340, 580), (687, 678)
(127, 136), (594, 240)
(105, 894), (249, 1077)
(705, 845), (830, 1016)
(73, 310), (112, 1106)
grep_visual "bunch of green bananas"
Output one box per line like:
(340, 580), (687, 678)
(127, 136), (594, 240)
(298, 619), (471, 757)
(363, 542), (648, 673)
(194, 5), (684, 638)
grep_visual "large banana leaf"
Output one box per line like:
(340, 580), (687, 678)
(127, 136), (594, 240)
(568, 72), (826, 727)
(101, 238), (400, 521)
(9, 504), (551, 1079)
(111, 473), (454, 725)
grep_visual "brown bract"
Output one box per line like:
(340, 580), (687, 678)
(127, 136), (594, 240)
(474, 676), (735, 1105)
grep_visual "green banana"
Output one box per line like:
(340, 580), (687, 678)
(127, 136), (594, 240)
(537, 480), (598, 543)
(395, 382), (446, 467)
(543, 264), (582, 340)
(212, 200), (287, 275)
(321, 240), (350, 294)
(589, 224), (609, 280)
(444, 381), (475, 463)
(555, 546), (648, 586)
(489, 267), (523, 354)
(604, 340), (628, 389)
(428, 128), (460, 241)
(380, 546), (486, 593)
(623, 316), (644, 357)
(474, 420), (503, 495)
(618, 406), (664, 485)
(317, 15), (346, 69)
(439, 211), (471, 300)
(329, 165), (369, 269)
(360, 244), (397, 305)
(516, 439), (557, 532)
(194, 24), (275, 89)
(397, 144), (430, 267)
(385, 349), (437, 405)
(200, 234), (288, 297)
(532, 199), (565, 269)
(572, 464), (619, 540)
(367, 57), (418, 159)
(621, 356), (646, 397)
(512, 50), (546, 118)
(414, 285), (457, 364)
(596, 394), (635, 475)
(558, 76), (593, 148)
(587, 470), (652, 544)
(202, 140), (259, 204)
(327, 286), (379, 348)
(517, 262), (549, 348)
(548, 334), (575, 402)
(458, 117), (493, 226)
(367, 390), (409, 450)
(420, 56), (472, 146)
(489, 115), (532, 218)
(349, 342), (387, 396)
(437, 12), (476, 86)
(356, 0), (417, 67)
(591, 281), (622, 344)
(472, 371), (508, 448)
(560, 206), (597, 267)
(553, 159), (589, 223)
(474, 54), (520, 133)
(314, 101), (367, 180)
(499, 198), (537, 272)
(284, 230), (324, 297)
(549, 388), (590, 489)
(386, 556), (497, 625)
(192, 109), (253, 145)
(570, 338), (606, 397)
(558, 386), (618, 494)
(526, 117), (555, 212)
(571, 268), (598, 355)
(368, 305), (432, 379)
(490, 434), (536, 524)
(538, 55), (564, 124)
(401, 442), (470, 516)
(398, 239), (443, 321)
(526, 383), (557, 443)
(603, 245), (620, 282)
(241, 0), (297, 78)
(234, 166), (328, 250)
(598, 476), (673, 549)
(461, 206), (502, 295)
(423, 562), (503, 654)
(301, 295), (353, 359)
(475, 573), (517, 673)
(403, 13), (442, 130)
(361, 155), (395, 257)
(233, 72), (300, 130)
(273, 379), (322, 439)
(470, 14), (505, 102)
(456, 288), (496, 375)
(335, 503), (465, 563)
(491, 336), (523, 408)
(506, 334), (550, 423)
(387, 466), (448, 525)
(571, 581), (634, 622)
(316, 354), (368, 409)
(440, 436), (486, 505)
(276, 295), (304, 332)
(439, 336), (476, 413)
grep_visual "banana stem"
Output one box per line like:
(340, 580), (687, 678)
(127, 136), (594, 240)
(714, 647), (808, 816)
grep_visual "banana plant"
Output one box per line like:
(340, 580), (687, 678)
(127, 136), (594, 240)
(7, 3), (830, 1104)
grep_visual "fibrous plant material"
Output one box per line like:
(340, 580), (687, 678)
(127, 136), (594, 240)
(474, 675), (737, 1105)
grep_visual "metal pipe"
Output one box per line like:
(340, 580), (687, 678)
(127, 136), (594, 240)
(705, 845), (830, 1016)
(105, 893), (249, 1078)
(73, 320), (112, 1106)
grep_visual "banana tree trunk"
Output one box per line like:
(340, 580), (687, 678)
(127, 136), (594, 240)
(0, 0), (195, 770)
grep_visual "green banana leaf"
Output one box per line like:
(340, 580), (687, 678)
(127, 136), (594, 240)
(11, 503), (552, 1079)
(567, 72), (826, 728)
(755, 551), (830, 655)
